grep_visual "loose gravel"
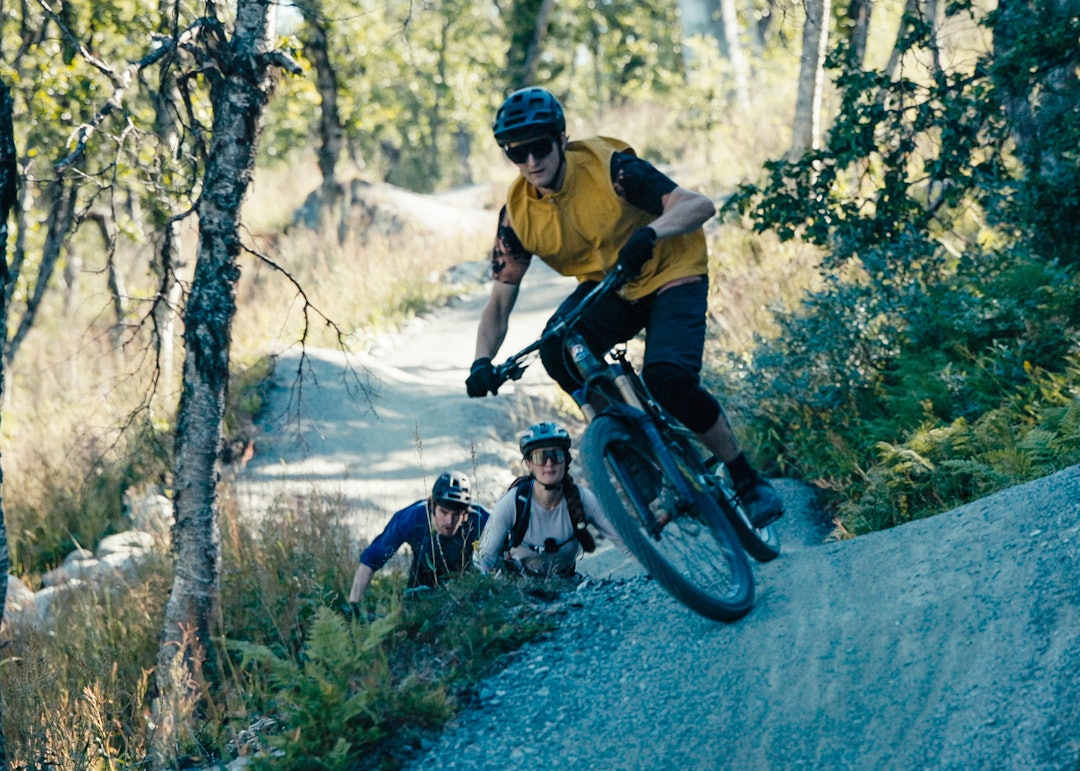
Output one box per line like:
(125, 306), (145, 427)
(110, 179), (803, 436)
(404, 466), (1080, 770)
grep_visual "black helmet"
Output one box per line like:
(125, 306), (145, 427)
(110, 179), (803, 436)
(519, 421), (572, 457)
(432, 471), (471, 509)
(493, 87), (566, 145)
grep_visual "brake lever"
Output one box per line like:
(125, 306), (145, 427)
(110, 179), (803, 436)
(495, 362), (526, 384)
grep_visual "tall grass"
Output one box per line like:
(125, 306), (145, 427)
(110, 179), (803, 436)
(1, 487), (564, 769)
(1, 553), (170, 768)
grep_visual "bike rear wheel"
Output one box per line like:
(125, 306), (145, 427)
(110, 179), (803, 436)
(582, 415), (754, 621)
(641, 387), (782, 563)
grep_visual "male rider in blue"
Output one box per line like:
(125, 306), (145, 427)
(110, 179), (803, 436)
(465, 86), (784, 528)
(347, 471), (490, 603)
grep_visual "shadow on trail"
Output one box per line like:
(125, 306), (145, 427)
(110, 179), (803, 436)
(236, 261), (577, 539)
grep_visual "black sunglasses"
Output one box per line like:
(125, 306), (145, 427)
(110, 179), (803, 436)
(528, 447), (567, 465)
(503, 136), (556, 164)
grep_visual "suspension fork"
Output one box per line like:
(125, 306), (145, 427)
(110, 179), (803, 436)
(566, 331), (696, 500)
(566, 332), (644, 422)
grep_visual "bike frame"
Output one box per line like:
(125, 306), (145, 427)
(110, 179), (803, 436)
(491, 270), (773, 618)
(494, 271), (716, 525)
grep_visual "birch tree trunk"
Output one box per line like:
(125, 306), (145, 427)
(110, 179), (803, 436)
(883, 0), (919, 81)
(296, 0), (344, 211)
(789, 0), (832, 158)
(718, 0), (752, 110)
(519, 0), (555, 88)
(0, 78), (17, 771)
(154, 0), (292, 755)
(846, 0), (872, 70)
(506, 0), (555, 89)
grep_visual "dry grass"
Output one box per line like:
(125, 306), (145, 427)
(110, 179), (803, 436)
(1, 553), (170, 767)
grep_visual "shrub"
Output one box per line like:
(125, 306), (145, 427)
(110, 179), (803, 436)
(225, 572), (563, 769)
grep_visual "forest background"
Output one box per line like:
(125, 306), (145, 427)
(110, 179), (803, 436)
(0, 0), (1078, 766)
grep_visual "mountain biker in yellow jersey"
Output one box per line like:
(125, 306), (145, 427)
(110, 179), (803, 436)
(475, 422), (622, 578)
(465, 86), (783, 529)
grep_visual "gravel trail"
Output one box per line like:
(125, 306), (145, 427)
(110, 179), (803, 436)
(239, 257), (1080, 769)
(407, 466), (1080, 769)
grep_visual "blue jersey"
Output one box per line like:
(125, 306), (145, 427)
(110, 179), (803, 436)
(360, 500), (490, 588)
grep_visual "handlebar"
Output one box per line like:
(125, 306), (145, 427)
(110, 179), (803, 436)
(491, 267), (629, 388)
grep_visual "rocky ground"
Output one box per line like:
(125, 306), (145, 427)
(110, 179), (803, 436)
(403, 465), (1080, 769)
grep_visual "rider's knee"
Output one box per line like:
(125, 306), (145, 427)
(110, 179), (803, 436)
(540, 334), (581, 394)
(642, 362), (720, 433)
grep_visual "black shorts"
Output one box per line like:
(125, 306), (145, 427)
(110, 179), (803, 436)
(546, 275), (708, 376)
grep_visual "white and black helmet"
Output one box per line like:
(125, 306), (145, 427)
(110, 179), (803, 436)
(519, 421), (572, 458)
(432, 471), (471, 509)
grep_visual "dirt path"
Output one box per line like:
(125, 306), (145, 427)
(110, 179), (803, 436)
(407, 464), (1080, 769)
(237, 258), (1080, 768)
(236, 260), (582, 542)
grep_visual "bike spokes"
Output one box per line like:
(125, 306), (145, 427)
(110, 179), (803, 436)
(584, 416), (754, 621)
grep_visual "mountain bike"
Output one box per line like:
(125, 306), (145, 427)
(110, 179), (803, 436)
(491, 269), (780, 621)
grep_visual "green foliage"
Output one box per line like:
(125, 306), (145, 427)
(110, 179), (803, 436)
(262, 0), (687, 190)
(225, 572), (561, 769)
(540, 1), (685, 104)
(720, 243), (1080, 531)
(264, 0), (508, 190)
(4, 490), (562, 769)
(228, 608), (427, 767)
(985, 1), (1080, 265)
(838, 368), (1080, 535)
(718, 0), (1080, 533)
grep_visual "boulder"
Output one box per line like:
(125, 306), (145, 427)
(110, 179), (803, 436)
(5, 574), (34, 614)
(96, 530), (155, 558)
(15, 527), (162, 627)
(42, 557), (102, 587)
(126, 491), (174, 538)
(33, 580), (86, 624)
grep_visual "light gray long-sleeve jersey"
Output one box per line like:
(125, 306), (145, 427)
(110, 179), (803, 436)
(476, 482), (622, 576)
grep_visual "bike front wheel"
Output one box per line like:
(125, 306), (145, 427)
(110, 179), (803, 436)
(708, 465), (782, 563)
(582, 415), (754, 621)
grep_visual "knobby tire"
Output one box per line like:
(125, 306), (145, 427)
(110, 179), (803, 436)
(582, 415), (754, 622)
(634, 377), (781, 563)
(708, 466), (782, 563)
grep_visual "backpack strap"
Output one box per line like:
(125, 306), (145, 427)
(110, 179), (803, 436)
(509, 476), (533, 549)
(563, 473), (596, 553)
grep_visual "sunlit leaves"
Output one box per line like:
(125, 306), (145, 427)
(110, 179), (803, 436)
(718, 1), (1080, 532)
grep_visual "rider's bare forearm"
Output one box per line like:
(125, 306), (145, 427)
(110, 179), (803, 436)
(474, 325), (506, 361)
(474, 282), (518, 360)
(474, 301), (509, 360)
(649, 187), (716, 240)
(348, 563), (374, 603)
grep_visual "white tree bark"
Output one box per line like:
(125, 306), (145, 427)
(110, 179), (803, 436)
(789, 0), (832, 159)
(719, 0), (752, 109)
(0, 79), (17, 770)
(153, 0), (296, 758)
